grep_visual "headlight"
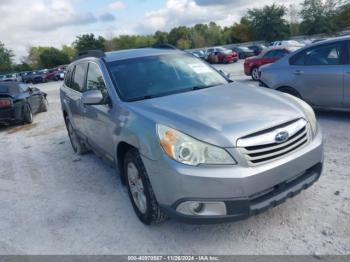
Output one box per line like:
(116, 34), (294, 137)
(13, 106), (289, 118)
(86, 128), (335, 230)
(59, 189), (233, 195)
(283, 94), (317, 136)
(157, 124), (236, 166)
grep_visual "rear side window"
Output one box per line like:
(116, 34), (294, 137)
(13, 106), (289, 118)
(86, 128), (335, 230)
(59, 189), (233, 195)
(290, 42), (343, 66)
(263, 50), (276, 58)
(71, 63), (88, 92)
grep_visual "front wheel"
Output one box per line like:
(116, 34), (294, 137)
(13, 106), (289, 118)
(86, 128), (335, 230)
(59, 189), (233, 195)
(124, 148), (167, 225)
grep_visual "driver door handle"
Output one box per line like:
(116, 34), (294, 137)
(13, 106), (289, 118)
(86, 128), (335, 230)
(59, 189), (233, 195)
(293, 70), (304, 75)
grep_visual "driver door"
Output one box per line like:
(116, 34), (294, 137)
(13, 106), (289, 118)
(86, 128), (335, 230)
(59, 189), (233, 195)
(82, 62), (116, 160)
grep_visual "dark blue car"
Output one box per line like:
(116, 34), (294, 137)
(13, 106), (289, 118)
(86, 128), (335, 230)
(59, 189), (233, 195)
(0, 82), (48, 125)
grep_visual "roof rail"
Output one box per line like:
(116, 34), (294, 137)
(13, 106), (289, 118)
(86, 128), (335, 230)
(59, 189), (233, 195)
(152, 43), (178, 50)
(73, 49), (105, 61)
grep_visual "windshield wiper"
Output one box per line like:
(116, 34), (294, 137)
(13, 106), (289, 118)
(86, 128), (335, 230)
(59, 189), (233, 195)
(127, 95), (161, 102)
(190, 84), (218, 90)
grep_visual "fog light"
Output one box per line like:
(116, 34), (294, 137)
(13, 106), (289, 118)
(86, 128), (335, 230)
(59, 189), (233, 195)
(190, 202), (204, 213)
(176, 201), (226, 216)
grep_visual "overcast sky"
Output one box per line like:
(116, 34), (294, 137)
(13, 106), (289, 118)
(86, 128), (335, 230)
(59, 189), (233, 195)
(0, 0), (304, 61)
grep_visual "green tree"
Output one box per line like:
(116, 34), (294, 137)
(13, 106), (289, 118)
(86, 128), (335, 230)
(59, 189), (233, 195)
(12, 62), (32, 72)
(288, 4), (301, 36)
(247, 4), (290, 42)
(0, 42), (14, 73)
(154, 31), (169, 44)
(334, 3), (350, 30)
(299, 0), (341, 34)
(206, 22), (223, 46)
(176, 38), (192, 49)
(106, 35), (156, 51)
(73, 34), (106, 52)
(231, 17), (254, 43)
(62, 45), (76, 61)
(168, 26), (192, 47)
(27, 47), (48, 69)
(39, 47), (70, 68)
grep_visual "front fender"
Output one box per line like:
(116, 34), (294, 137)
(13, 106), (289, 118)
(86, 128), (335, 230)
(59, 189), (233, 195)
(114, 110), (162, 161)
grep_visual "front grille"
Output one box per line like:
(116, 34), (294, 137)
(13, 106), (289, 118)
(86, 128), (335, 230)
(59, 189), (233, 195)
(237, 119), (310, 165)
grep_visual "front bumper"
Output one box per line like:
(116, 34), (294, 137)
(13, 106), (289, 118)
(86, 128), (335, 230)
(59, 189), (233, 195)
(161, 162), (322, 224)
(244, 64), (251, 76)
(141, 127), (323, 224)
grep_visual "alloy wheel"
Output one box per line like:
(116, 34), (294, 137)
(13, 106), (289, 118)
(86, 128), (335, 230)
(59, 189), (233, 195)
(127, 162), (147, 214)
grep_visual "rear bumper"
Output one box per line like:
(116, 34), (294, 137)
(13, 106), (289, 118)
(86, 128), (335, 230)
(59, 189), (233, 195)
(0, 108), (16, 123)
(0, 106), (22, 124)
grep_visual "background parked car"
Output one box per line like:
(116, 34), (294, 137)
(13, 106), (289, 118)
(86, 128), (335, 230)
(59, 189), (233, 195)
(3, 73), (21, 82)
(46, 68), (62, 81)
(0, 75), (5, 82)
(248, 44), (266, 56)
(205, 47), (238, 63)
(244, 47), (300, 80)
(231, 46), (255, 59)
(0, 82), (48, 125)
(260, 36), (350, 110)
(269, 40), (305, 48)
(190, 50), (205, 59)
(23, 70), (48, 84)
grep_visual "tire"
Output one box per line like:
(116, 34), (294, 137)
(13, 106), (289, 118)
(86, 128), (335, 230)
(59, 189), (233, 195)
(22, 103), (33, 124)
(39, 97), (48, 112)
(124, 148), (167, 225)
(251, 67), (260, 81)
(65, 118), (89, 155)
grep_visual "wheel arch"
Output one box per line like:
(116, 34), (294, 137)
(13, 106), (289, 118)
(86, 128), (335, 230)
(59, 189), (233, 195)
(116, 141), (137, 184)
(276, 86), (303, 99)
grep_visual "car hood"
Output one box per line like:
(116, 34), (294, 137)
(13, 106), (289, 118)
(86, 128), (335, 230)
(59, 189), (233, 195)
(128, 83), (306, 147)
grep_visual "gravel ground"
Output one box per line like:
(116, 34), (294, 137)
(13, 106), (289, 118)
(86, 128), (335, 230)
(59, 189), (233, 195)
(0, 61), (349, 255)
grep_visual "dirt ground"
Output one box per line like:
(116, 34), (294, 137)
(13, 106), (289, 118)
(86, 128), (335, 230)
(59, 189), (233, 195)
(0, 62), (349, 255)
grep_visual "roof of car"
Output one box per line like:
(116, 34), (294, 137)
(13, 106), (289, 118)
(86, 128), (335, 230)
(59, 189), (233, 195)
(103, 48), (183, 62)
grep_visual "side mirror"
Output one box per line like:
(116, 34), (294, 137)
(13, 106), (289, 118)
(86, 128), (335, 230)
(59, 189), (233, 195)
(81, 89), (104, 105)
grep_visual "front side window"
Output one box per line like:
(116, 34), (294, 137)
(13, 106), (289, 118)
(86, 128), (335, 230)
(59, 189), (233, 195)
(64, 67), (72, 87)
(108, 54), (228, 101)
(290, 43), (342, 66)
(71, 63), (88, 92)
(86, 63), (108, 98)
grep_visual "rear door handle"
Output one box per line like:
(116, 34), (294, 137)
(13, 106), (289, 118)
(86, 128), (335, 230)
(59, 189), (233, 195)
(293, 70), (304, 75)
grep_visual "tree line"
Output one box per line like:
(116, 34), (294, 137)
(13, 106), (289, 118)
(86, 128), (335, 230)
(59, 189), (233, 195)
(1, 0), (349, 74)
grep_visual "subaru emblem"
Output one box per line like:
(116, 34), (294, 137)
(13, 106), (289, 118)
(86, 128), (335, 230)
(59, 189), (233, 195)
(275, 131), (289, 144)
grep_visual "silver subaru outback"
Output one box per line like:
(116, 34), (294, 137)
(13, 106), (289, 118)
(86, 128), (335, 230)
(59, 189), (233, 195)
(60, 46), (323, 224)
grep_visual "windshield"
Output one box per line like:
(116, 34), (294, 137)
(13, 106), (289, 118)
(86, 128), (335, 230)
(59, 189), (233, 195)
(108, 54), (228, 101)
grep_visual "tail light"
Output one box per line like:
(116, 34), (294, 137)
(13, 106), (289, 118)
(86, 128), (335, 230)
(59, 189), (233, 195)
(0, 98), (13, 109)
(232, 51), (237, 56)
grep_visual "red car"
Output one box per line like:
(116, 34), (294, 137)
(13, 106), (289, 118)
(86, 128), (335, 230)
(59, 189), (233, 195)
(45, 66), (67, 81)
(244, 47), (300, 81)
(206, 47), (238, 64)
